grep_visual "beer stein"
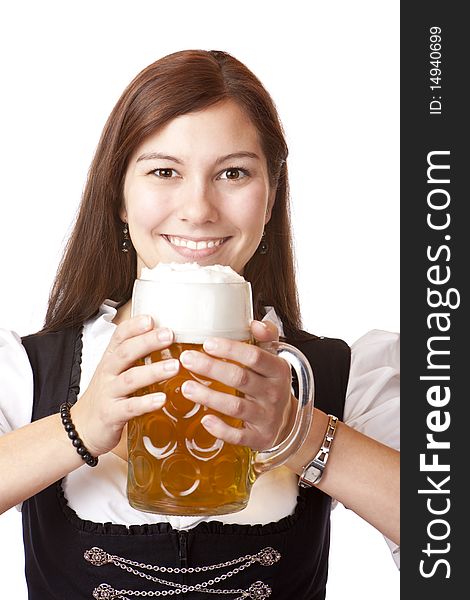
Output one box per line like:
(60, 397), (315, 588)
(127, 264), (314, 515)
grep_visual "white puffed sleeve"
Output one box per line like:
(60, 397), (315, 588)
(0, 329), (34, 435)
(343, 329), (400, 568)
(344, 329), (400, 451)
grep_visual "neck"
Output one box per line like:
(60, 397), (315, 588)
(113, 300), (132, 325)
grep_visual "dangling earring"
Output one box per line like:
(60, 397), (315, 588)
(121, 223), (132, 253)
(258, 230), (268, 255)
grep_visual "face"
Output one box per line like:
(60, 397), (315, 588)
(122, 100), (275, 276)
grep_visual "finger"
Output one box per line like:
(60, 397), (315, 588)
(180, 350), (258, 393)
(181, 380), (256, 421)
(106, 314), (155, 354)
(106, 326), (174, 376)
(113, 358), (180, 397)
(201, 415), (270, 451)
(114, 392), (167, 423)
(190, 338), (284, 379)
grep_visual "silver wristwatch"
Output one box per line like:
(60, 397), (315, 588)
(299, 414), (339, 488)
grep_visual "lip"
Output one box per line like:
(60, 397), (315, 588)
(162, 234), (230, 259)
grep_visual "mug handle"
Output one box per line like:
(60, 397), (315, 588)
(253, 342), (315, 475)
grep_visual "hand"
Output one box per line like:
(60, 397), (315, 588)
(179, 320), (294, 451)
(71, 315), (178, 457)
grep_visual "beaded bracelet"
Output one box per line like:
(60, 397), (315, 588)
(59, 402), (98, 467)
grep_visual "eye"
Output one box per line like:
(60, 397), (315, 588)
(151, 168), (178, 178)
(218, 167), (250, 181)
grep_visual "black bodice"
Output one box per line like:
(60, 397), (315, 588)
(21, 326), (350, 600)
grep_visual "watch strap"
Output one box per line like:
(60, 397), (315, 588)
(299, 414), (339, 488)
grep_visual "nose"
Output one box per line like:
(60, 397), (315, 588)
(177, 179), (218, 225)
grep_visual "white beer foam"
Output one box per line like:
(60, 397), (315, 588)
(140, 262), (245, 284)
(133, 263), (252, 342)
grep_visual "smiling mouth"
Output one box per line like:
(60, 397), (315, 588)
(162, 235), (229, 251)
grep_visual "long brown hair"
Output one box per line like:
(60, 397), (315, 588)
(43, 50), (301, 333)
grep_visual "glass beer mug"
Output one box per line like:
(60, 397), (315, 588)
(127, 264), (314, 515)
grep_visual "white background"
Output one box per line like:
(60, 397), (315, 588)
(0, 1), (399, 598)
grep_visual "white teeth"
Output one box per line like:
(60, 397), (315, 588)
(167, 236), (225, 250)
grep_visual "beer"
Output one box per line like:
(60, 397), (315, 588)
(127, 343), (254, 515)
(127, 262), (314, 516)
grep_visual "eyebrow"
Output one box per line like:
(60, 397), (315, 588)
(136, 151), (261, 165)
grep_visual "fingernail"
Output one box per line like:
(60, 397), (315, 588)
(139, 315), (152, 331)
(257, 320), (268, 329)
(163, 359), (179, 373)
(201, 415), (216, 429)
(180, 351), (193, 367)
(182, 381), (196, 397)
(149, 392), (166, 407)
(203, 338), (217, 351)
(157, 328), (172, 343)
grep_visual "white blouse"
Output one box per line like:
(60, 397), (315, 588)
(0, 302), (400, 565)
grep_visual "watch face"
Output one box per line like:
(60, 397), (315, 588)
(307, 464), (323, 481)
(299, 463), (323, 487)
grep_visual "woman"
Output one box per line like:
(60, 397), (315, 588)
(0, 50), (399, 599)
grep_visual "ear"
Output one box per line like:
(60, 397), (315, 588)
(264, 187), (276, 224)
(119, 207), (127, 223)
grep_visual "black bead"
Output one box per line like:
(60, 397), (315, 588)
(59, 405), (98, 467)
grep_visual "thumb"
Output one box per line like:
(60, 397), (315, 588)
(250, 319), (280, 343)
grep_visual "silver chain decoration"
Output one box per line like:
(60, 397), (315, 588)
(92, 580), (271, 599)
(85, 546), (280, 573)
(85, 546), (279, 599)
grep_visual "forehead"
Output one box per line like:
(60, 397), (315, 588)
(133, 100), (263, 160)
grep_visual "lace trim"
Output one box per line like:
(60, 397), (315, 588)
(67, 326), (84, 407)
(56, 478), (310, 536)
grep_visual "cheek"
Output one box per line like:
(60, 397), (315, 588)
(230, 184), (268, 235)
(237, 209), (265, 240)
(126, 185), (171, 230)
